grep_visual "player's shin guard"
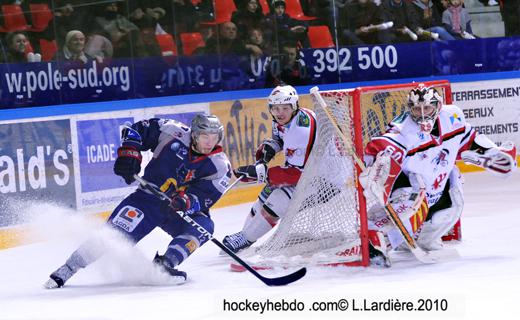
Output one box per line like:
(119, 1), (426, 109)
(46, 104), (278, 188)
(164, 234), (201, 267)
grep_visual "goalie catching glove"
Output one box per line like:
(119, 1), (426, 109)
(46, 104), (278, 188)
(234, 162), (268, 183)
(461, 135), (517, 178)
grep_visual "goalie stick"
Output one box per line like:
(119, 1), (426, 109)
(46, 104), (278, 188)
(310, 87), (458, 264)
(133, 175), (307, 286)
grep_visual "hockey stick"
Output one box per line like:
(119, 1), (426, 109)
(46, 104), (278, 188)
(310, 87), (457, 264)
(133, 174), (306, 286)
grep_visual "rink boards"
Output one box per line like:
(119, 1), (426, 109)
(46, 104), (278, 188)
(1, 77), (519, 249)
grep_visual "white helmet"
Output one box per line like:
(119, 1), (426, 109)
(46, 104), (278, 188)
(407, 83), (442, 133)
(268, 85), (299, 111)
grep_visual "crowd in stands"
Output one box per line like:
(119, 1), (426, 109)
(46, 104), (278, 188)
(0, 0), (518, 85)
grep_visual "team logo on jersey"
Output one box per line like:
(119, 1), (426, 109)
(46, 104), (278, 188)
(297, 113), (310, 127)
(111, 206), (144, 232)
(184, 169), (196, 182)
(450, 113), (462, 124)
(432, 149), (450, 167)
(285, 148), (297, 158)
(432, 173), (448, 190)
(185, 240), (198, 253)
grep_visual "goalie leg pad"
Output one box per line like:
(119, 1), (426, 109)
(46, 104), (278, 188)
(417, 182), (463, 251)
(368, 187), (429, 249)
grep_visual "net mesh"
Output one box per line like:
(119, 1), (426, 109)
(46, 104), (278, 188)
(249, 90), (363, 266)
(244, 82), (451, 267)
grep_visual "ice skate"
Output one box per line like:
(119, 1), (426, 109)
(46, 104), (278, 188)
(222, 231), (253, 254)
(43, 263), (78, 289)
(153, 253), (187, 285)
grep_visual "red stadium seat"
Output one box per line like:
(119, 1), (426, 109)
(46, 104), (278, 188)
(1, 5), (30, 32)
(308, 25), (335, 48)
(284, 0), (316, 21)
(155, 33), (178, 56)
(201, 0), (237, 25)
(29, 3), (54, 32)
(180, 32), (205, 56)
(258, 0), (270, 15)
(40, 39), (58, 61)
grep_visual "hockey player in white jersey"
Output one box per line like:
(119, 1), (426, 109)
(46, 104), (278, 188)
(222, 85), (317, 253)
(360, 83), (516, 266)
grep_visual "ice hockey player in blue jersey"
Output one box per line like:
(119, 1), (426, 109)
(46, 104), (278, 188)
(44, 114), (231, 288)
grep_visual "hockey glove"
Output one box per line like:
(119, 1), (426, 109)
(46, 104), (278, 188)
(113, 146), (142, 184)
(168, 193), (201, 215)
(233, 163), (268, 183)
(170, 193), (190, 212)
(255, 140), (277, 164)
(461, 141), (517, 178)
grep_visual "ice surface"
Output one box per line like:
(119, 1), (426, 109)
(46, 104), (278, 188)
(1, 171), (519, 319)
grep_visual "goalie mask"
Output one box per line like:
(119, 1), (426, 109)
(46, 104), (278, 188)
(407, 84), (442, 133)
(191, 114), (224, 154)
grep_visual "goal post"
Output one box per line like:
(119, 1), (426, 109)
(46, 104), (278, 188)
(241, 80), (456, 268)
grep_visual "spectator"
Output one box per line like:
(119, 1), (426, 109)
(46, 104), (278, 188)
(4, 32), (40, 63)
(55, 30), (96, 64)
(499, 0), (520, 37)
(52, 1), (91, 47)
(382, 0), (421, 43)
(264, 0), (309, 51)
(85, 34), (114, 61)
(411, 0), (455, 40)
(244, 27), (273, 58)
(202, 22), (246, 55)
(89, 1), (142, 57)
(231, 0), (267, 40)
(265, 42), (309, 86)
(339, 0), (392, 46)
(442, 0), (476, 39)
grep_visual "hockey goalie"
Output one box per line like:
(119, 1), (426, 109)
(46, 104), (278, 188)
(360, 83), (517, 266)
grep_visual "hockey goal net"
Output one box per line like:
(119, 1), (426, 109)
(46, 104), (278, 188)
(239, 80), (456, 268)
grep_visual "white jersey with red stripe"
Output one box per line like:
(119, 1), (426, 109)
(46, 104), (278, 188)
(266, 108), (317, 186)
(365, 104), (475, 207)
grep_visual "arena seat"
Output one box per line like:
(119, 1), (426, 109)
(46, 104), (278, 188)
(308, 25), (335, 48)
(1, 5), (30, 32)
(155, 33), (178, 56)
(284, 0), (316, 21)
(180, 32), (205, 56)
(200, 0), (237, 25)
(39, 39), (58, 61)
(29, 3), (53, 32)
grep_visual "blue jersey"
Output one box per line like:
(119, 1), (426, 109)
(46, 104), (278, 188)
(122, 118), (232, 214)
